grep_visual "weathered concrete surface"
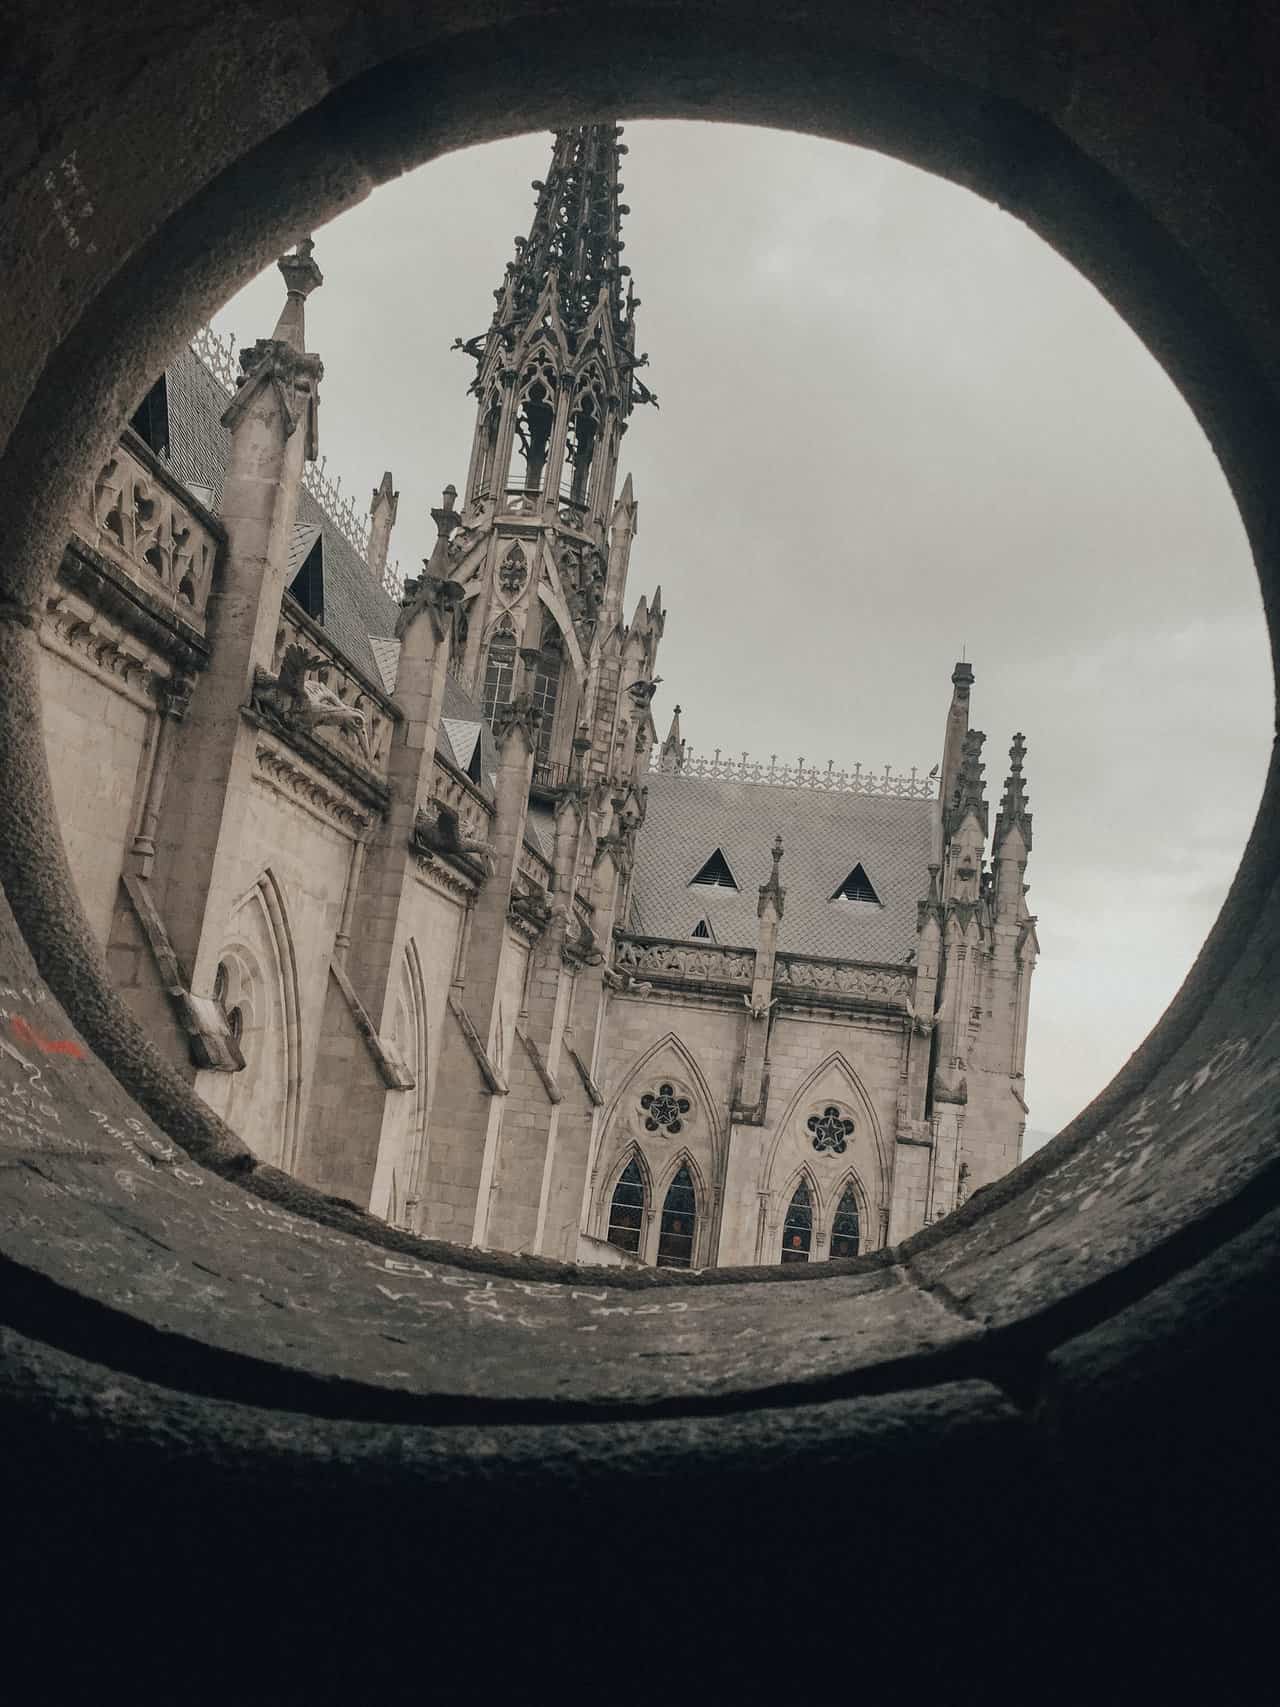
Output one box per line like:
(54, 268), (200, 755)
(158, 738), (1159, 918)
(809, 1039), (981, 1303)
(1, 0), (1279, 1694)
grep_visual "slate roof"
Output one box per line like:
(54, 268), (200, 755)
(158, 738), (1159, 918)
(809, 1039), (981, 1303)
(163, 346), (400, 685)
(630, 773), (941, 963)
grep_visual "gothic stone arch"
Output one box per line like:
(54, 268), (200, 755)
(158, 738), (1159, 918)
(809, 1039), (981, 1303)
(760, 1052), (888, 1260)
(369, 936), (429, 1228)
(195, 868), (302, 1170)
(591, 1032), (722, 1260)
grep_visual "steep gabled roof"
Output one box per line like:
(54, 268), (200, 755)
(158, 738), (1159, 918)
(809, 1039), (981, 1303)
(631, 773), (938, 961)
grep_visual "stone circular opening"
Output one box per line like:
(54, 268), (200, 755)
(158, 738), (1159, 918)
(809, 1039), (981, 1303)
(0, 11), (1276, 1425)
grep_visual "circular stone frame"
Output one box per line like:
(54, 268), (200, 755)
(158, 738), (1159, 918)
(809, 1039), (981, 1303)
(0, 3), (1277, 1694)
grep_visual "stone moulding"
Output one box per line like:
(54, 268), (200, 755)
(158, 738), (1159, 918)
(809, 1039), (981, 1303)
(120, 875), (243, 1072)
(447, 994), (508, 1095)
(516, 1025), (563, 1104)
(327, 960), (416, 1090)
(564, 1038), (605, 1106)
(60, 541), (211, 675)
(250, 730), (378, 835)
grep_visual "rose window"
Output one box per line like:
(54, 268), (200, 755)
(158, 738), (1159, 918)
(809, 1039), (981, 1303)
(808, 1105), (854, 1155)
(641, 1083), (691, 1135)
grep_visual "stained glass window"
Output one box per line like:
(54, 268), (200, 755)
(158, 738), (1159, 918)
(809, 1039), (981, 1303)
(656, 1166), (697, 1269)
(606, 1158), (646, 1255)
(781, 1179), (813, 1263)
(829, 1184), (861, 1259)
(807, 1105), (854, 1155)
(641, 1083), (691, 1135)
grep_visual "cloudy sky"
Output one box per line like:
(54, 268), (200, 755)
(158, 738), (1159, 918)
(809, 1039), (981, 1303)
(213, 121), (1272, 1144)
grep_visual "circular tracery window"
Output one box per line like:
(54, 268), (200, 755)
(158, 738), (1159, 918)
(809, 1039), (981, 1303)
(640, 1083), (691, 1134)
(808, 1105), (854, 1155)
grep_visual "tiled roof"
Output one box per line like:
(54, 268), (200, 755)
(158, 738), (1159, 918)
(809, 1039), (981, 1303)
(368, 636), (400, 696)
(631, 772), (941, 963)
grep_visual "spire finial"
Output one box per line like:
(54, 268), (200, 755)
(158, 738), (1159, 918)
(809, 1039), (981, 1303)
(948, 728), (988, 836)
(271, 236), (324, 351)
(994, 732), (1033, 853)
(758, 834), (786, 919)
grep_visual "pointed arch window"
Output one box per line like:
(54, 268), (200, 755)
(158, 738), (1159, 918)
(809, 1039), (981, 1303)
(781, 1179), (814, 1264)
(830, 864), (881, 905)
(690, 849), (738, 890)
(606, 1157), (646, 1255)
(482, 618), (517, 725)
(532, 632), (563, 765)
(690, 918), (715, 941)
(656, 1166), (697, 1269)
(509, 351), (557, 496)
(829, 1184), (861, 1259)
(565, 367), (606, 507)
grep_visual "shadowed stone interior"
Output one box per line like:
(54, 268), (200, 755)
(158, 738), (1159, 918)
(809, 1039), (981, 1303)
(0, 3), (1277, 1695)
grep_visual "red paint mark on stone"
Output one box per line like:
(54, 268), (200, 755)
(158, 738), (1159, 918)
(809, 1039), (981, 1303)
(9, 1016), (86, 1059)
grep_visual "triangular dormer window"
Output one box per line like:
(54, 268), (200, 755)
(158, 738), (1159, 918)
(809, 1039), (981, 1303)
(689, 850), (738, 891)
(690, 918), (716, 941)
(830, 864), (880, 905)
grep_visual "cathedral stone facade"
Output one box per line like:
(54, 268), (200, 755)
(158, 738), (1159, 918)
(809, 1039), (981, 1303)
(42, 125), (1039, 1269)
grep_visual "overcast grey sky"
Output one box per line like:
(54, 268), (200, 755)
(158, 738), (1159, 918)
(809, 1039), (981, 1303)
(213, 121), (1272, 1144)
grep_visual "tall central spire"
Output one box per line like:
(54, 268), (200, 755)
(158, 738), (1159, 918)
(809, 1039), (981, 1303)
(456, 125), (655, 421)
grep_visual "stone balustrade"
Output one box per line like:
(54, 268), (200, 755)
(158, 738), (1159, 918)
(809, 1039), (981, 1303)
(774, 953), (914, 1006)
(83, 433), (220, 624)
(614, 934), (755, 988)
(428, 753), (495, 845)
(612, 935), (915, 1009)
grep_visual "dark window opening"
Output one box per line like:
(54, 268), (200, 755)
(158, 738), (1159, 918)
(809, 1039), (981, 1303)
(656, 1165), (697, 1269)
(606, 1157), (646, 1256)
(509, 355), (557, 495)
(831, 863), (880, 904)
(466, 734), (484, 786)
(130, 375), (170, 459)
(829, 1184), (861, 1259)
(690, 919), (715, 941)
(288, 538), (324, 623)
(781, 1179), (813, 1264)
(690, 849), (738, 890)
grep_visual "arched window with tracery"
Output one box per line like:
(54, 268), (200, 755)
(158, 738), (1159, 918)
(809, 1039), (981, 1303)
(656, 1165), (697, 1269)
(781, 1179), (814, 1263)
(829, 1184), (861, 1259)
(532, 630), (563, 765)
(474, 388), (502, 500)
(564, 366), (606, 507)
(606, 1157), (646, 1256)
(508, 350), (557, 496)
(482, 618), (517, 725)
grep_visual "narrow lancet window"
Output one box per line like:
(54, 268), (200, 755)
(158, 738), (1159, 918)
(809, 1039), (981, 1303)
(829, 1184), (861, 1259)
(781, 1179), (813, 1263)
(532, 634), (563, 765)
(482, 619), (517, 725)
(656, 1165), (697, 1269)
(606, 1157), (646, 1256)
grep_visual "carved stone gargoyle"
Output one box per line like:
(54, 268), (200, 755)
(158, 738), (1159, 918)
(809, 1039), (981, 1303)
(509, 888), (552, 931)
(625, 676), (662, 709)
(561, 916), (605, 969)
(603, 965), (653, 998)
(253, 643), (373, 762)
(415, 804), (496, 878)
